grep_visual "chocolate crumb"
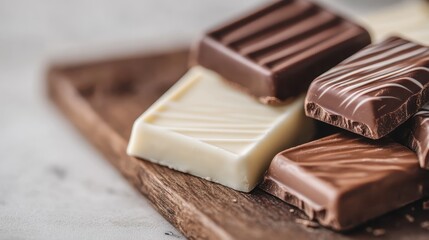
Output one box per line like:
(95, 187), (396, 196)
(405, 214), (415, 223)
(372, 228), (386, 237)
(295, 219), (319, 228)
(232, 198), (237, 203)
(421, 221), (429, 230)
(165, 231), (181, 238)
(423, 200), (429, 210)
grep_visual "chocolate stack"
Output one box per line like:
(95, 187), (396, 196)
(261, 36), (429, 230)
(128, 0), (429, 232)
(253, 13), (429, 234)
(195, 0), (429, 231)
(128, 0), (371, 192)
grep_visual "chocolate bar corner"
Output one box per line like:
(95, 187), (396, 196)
(395, 103), (429, 169)
(194, 0), (371, 103)
(305, 36), (429, 139)
(260, 132), (429, 230)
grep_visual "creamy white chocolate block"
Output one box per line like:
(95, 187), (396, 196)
(127, 66), (314, 192)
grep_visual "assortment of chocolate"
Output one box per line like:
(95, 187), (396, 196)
(128, 0), (429, 232)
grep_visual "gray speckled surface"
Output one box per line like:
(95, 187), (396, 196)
(0, 0), (418, 239)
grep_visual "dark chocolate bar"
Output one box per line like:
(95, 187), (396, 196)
(305, 36), (429, 139)
(194, 0), (370, 103)
(260, 132), (429, 231)
(396, 103), (429, 169)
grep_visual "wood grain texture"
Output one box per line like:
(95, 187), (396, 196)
(47, 47), (429, 240)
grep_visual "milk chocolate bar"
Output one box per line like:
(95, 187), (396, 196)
(195, 0), (370, 103)
(305, 36), (429, 139)
(397, 103), (429, 169)
(260, 132), (429, 231)
(127, 66), (314, 192)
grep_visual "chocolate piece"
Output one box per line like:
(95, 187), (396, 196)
(194, 0), (370, 103)
(127, 66), (314, 192)
(422, 221), (429, 230)
(423, 200), (429, 210)
(396, 103), (429, 169)
(405, 214), (415, 223)
(260, 133), (429, 231)
(305, 36), (429, 139)
(372, 229), (386, 237)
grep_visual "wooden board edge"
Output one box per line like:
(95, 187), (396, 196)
(46, 68), (233, 240)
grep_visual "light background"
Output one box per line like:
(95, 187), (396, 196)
(0, 0), (418, 239)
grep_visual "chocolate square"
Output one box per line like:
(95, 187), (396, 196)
(260, 132), (429, 230)
(306, 36), (429, 139)
(195, 0), (370, 103)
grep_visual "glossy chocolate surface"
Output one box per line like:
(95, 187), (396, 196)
(305, 36), (429, 139)
(260, 132), (429, 230)
(195, 0), (370, 103)
(396, 103), (429, 169)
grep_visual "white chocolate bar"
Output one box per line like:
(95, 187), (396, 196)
(127, 66), (314, 192)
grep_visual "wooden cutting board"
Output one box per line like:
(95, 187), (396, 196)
(47, 47), (429, 240)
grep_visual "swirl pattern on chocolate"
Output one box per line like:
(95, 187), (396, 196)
(401, 103), (429, 169)
(279, 133), (419, 190)
(305, 36), (429, 139)
(316, 38), (429, 114)
(148, 68), (307, 154)
(414, 103), (429, 125)
(261, 132), (429, 230)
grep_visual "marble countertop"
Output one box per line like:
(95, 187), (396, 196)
(0, 0), (415, 239)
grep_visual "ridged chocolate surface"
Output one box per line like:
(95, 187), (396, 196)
(195, 0), (370, 102)
(260, 132), (429, 231)
(306, 36), (429, 139)
(397, 103), (429, 169)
